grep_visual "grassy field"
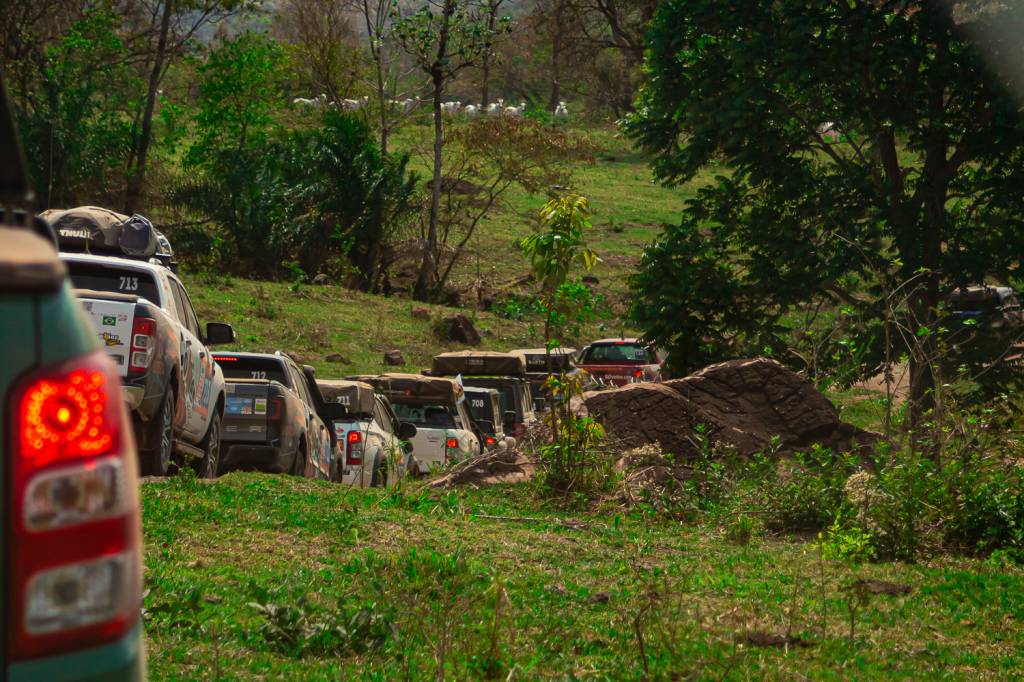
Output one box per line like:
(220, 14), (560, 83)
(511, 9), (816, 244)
(150, 121), (1024, 681)
(386, 123), (692, 305)
(142, 472), (1024, 680)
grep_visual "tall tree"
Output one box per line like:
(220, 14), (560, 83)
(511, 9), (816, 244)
(393, 0), (509, 301)
(123, 0), (253, 214)
(627, 1), (1024, 433)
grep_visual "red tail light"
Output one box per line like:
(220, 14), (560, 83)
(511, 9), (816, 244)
(9, 351), (141, 660)
(346, 430), (363, 465)
(485, 436), (497, 447)
(634, 369), (644, 379)
(128, 316), (155, 373)
(446, 437), (459, 450)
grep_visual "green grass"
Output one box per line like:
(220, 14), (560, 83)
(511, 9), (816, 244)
(182, 272), (627, 378)
(386, 123), (696, 308)
(142, 472), (1024, 680)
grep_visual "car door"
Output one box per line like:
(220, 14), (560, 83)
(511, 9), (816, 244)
(166, 281), (199, 438)
(170, 279), (212, 438)
(287, 361), (329, 476)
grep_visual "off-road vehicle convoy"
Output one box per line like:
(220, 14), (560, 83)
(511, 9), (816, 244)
(52, 206), (235, 476)
(318, 379), (418, 486)
(431, 351), (537, 439)
(213, 351), (335, 479)
(354, 373), (481, 471)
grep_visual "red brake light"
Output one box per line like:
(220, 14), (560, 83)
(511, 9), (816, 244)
(20, 369), (115, 466)
(9, 351), (141, 661)
(634, 369), (644, 379)
(213, 355), (237, 362)
(346, 429), (363, 465)
(446, 437), (459, 449)
(128, 316), (155, 373)
(485, 436), (497, 446)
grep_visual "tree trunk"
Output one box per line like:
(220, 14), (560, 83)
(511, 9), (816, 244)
(547, 9), (562, 112)
(481, 1), (497, 107)
(481, 53), (491, 108)
(414, 74), (444, 301)
(125, 0), (173, 215)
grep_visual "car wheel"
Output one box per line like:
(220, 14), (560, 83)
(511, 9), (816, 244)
(194, 409), (222, 479)
(140, 387), (175, 477)
(290, 441), (307, 477)
(370, 457), (387, 488)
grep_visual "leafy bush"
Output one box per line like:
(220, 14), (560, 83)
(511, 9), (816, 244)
(758, 446), (856, 533)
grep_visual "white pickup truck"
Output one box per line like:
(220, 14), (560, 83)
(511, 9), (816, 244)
(60, 252), (235, 476)
(317, 380), (418, 486)
(352, 373), (481, 473)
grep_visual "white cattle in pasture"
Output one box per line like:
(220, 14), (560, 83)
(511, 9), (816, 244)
(503, 101), (526, 117)
(486, 99), (505, 116)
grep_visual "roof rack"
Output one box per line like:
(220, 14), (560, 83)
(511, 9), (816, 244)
(42, 205), (176, 271)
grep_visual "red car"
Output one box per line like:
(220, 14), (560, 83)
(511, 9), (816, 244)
(576, 338), (667, 386)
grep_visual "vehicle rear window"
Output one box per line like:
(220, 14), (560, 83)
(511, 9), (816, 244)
(580, 343), (650, 364)
(215, 356), (289, 385)
(65, 261), (161, 305)
(463, 378), (520, 420)
(392, 403), (455, 428)
(465, 393), (496, 423)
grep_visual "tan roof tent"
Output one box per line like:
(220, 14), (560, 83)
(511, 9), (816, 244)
(360, 373), (465, 404)
(510, 347), (577, 373)
(317, 379), (376, 416)
(431, 350), (526, 377)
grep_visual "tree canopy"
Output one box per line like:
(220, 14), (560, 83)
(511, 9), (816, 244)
(627, 0), (1024, 413)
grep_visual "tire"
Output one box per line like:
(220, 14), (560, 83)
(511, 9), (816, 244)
(140, 387), (175, 477)
(290, 440), (308, 477)
(370, 455), (388, 488)
(194, 409), (222, 479)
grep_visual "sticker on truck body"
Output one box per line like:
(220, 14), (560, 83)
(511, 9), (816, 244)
(81, 300), (134, 375)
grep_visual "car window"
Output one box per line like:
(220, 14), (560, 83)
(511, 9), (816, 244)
(287, 363), (314, 406)
(64, 261), (162, 306)
(214, 356), (290, 384)
(392, 403), (456, 428)
(373, 400), (393, 434)
(171, 280), (201, 337)
(165, 276), (185, 320)
(580, 343), (650, 364)
(453, 402), (470, 430)
(465, 392), (494, 423)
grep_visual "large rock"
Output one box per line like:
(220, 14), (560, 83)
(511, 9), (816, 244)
(432, 313), (481, 346)
(383, 349), (406, 366)
(584, 358), (877, 458)
(582, 384), (708, 458)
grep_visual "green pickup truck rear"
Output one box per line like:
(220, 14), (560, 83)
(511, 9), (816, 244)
(1, 228), (144, 680)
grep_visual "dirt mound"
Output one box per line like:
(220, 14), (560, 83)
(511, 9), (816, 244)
(584, 358), (877, 458)
(582, 384), (708, 457)
(429, 448), (533, 488)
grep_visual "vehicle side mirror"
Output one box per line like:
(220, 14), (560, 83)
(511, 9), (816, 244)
(398, 421), (417, 440)
(205, 321), (235, 345)
(503, 410), (516, 427)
